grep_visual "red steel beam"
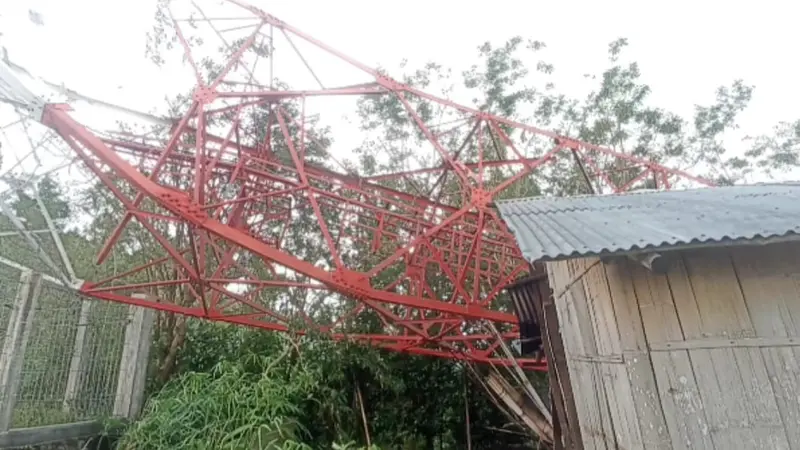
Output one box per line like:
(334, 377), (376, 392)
(42, 103), (519, 324)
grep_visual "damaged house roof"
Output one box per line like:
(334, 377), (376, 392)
(495, 183), (800, 264)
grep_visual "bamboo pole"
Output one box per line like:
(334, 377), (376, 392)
(356, 383), (371, 448)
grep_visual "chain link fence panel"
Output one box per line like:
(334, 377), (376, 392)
(0, 265), (132, 429)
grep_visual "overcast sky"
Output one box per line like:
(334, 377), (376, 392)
(1, 0), (798, 182)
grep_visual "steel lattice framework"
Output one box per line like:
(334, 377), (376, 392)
(4, 0), (711, 370)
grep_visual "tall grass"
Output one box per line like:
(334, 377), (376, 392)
(117, 336), (383, 450)
(118, 360), (314, 449)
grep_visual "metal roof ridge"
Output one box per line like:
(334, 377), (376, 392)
(494, 181), (800, 206)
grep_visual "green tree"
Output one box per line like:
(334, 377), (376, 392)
(357, 37), (799, 199)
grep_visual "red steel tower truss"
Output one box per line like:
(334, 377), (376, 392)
(18, 0), (710, 370)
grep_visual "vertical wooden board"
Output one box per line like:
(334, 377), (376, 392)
(548, 261), (606, 450)
(578, 258), (644, 450)
(561, 364), (599, 450)
(548, 262), (592, 448)
(598, 362), (646, 449)
(746, 243), (800, 336)
(680, 249), (789, 449)
(690, 347), (755, 449)
(549, 261), (589, 361)
(773, 243), (800, 442)
(537, 279), (583, 449)
(663, 257), (705, 339)
(631, 265), (684, 344)
(566, 259), (617, 450)
(606, 260), (671, 449)
(649, 351), (714, 450)
(569, 360), (610, 450)
(667, 255), (740, 449)
(778, 246), (800, 336)
(731, 347), (791, 449)
(565, 259), (601, 356)
(579, 258), (622, 356)
(730, 245), (800, 448)
(760, 348), (800, 447)
(680, 249), (754, 339)
(633, 264), (714, 450)
(729, 245), (796, 338)
(625, 354), (672, 449)
(604, 260), (647, 352)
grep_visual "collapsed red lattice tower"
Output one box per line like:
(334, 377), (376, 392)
(35, 0), (709, 370)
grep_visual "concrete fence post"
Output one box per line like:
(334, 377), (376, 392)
(62, 299), (92, 412)
(0, 270), (43, 431)
(113, 294), (155, 419)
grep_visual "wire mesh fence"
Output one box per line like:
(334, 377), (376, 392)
(0, 263), (135, 430)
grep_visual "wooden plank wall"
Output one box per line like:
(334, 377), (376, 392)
(546, 243), (800, 450)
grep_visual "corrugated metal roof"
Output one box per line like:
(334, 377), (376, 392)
(496, 183), (800, 263)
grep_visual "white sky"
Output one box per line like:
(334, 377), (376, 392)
(1, 0), (798, 181)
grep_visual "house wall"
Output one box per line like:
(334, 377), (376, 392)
(546, 243), (800, 450)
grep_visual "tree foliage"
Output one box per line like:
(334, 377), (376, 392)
(357, 36), (798, 198)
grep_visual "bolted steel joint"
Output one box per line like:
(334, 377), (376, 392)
(192, 85), (219, 103)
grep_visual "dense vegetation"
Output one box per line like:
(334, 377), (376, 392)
(121, 324), (533, 449)
(1, 8), (798, 449)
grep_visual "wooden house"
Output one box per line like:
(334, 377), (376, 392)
(497, 183), (800, 450)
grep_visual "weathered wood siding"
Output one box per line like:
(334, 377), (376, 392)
(547, 243), (800, 450)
